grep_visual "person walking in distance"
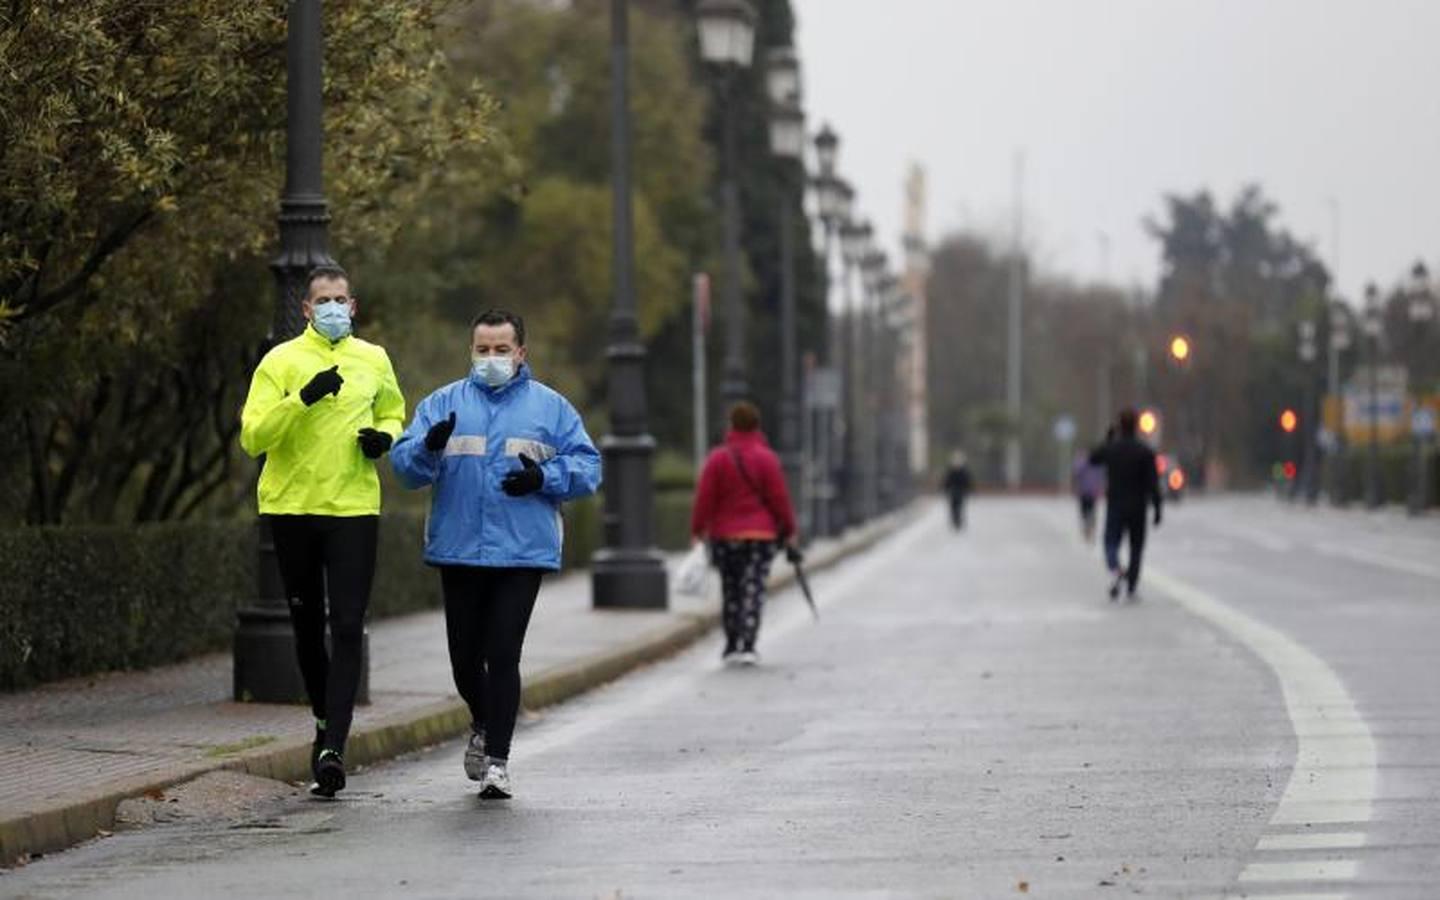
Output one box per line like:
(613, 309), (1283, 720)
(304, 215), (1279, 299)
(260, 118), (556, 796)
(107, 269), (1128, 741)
(390, 310), (600, 799)
(1089, 410), (1162, 600)
(1072, 435), (1108, 542)
(239, 265), (406, 798)
(691, 402), (799, 666)
(943, 449), (974, 531)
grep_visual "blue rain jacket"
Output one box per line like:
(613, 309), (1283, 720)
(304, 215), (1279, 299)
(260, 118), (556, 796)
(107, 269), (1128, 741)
(390, 365), (601, 569)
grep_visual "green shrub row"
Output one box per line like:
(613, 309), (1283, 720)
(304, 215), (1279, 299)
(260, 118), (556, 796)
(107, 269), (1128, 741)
(0, 488), (699, 691)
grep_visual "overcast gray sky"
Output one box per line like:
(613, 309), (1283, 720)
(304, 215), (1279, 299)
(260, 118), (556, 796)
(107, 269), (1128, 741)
(793, 0), (1440, 303)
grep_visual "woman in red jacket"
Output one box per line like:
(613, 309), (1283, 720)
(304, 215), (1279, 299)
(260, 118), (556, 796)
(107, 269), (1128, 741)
(691, 402), (798, 666)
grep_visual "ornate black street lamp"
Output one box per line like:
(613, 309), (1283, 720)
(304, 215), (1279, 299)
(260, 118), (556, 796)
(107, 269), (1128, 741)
(592, 0), (668, 609)
(234, 0), (343, 703)
(697, 0), (758, 407)
(765, 46), (805, 535)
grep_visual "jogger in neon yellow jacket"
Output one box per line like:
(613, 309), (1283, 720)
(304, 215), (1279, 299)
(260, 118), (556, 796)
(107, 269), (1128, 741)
(239, 265), (405, 798)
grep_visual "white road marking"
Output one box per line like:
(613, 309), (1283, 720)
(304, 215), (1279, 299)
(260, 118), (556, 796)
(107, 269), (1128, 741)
(1147, 568), (1376, 894)
(1255, 832), (1367, 851)
(1315, 541), (1440, 580)
(1238, 860), (1359, 882)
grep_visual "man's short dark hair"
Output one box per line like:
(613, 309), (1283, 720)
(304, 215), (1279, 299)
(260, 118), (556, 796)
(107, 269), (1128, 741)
(471, 309), (526, 347)
(305, 264), (350, 295)
(1118, 408), (1138, 437)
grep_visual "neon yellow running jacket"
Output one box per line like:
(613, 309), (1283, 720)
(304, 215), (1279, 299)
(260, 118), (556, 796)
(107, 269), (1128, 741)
(240, 325), (405, 516)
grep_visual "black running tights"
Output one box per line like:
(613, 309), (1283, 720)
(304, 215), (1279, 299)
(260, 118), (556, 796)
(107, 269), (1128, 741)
(268, 514), (378, 755)
(439, 566), (543, 762)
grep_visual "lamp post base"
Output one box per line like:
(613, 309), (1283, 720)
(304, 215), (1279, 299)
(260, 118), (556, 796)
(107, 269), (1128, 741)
(233, 607), (369, 705)
(591, 549), (669, 609)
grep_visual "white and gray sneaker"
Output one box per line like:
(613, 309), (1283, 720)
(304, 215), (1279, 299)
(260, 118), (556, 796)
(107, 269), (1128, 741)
(479, 762), (512, 799)
(463, 732), (486, 781)
(735, 650), (760, 667)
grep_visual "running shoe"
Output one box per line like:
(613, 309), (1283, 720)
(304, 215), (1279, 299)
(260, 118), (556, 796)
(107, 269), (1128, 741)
(311, 749), (346, 798)
(735, 650), (760, 667)
(1108, 569), (1124, 601)
(480, 762), (512, 799)
(464, 731), (486, 781)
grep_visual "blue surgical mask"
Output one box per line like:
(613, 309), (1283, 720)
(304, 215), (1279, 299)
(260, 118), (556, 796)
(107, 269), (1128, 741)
(471, 354), (515, 387)
(312, 302), (352, 342)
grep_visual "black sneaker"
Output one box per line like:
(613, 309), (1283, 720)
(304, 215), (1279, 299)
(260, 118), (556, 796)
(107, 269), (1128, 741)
(311, 750), (346, 798)
(1108, 570), (1124, 601)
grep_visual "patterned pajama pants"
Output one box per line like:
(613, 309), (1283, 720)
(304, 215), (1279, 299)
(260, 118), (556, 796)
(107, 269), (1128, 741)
(710, 540), (776, 653)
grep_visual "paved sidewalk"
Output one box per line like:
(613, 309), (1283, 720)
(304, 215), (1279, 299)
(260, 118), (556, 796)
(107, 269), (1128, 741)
(0, 519), (894, 866)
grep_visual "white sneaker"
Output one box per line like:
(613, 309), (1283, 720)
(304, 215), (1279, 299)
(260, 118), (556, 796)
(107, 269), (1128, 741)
(463, 732), (486, 781)
(480, 762), (512, 799)
(735, 650), (760, 667)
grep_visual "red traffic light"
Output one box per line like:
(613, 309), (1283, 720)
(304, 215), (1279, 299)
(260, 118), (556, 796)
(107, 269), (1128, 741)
(1282, 461), (1297, 480)
(1279, 409), (1298, 433)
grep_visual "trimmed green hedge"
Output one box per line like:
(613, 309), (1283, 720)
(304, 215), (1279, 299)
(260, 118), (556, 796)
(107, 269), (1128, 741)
(0, 515), (445, 691)
(0, 487), (698, 691)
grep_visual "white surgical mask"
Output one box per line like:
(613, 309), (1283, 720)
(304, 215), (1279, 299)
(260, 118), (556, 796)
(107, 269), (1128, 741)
(312, 301), (352, 341)
(471, 354), (515, 387)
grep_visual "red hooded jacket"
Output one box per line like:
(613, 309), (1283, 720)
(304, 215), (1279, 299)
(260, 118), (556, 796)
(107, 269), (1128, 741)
(691, 429), (797, 541)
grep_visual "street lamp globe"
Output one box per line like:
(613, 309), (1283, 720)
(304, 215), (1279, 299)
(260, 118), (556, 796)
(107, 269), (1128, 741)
(813, 174), (843, 226)
(1168, 334), (1191, 362)
(768, 97), (806, 160)
(1363, 282), (1383, 339)
(1329, 301), (1352, 351)
(696, 0), (757, 68)
(814, 124), (839, 177)
(840, 217), (869, 267)
(836, 178), (855, 224)
(1408, 260), (1434, 323)
(764, 45), (801, 104)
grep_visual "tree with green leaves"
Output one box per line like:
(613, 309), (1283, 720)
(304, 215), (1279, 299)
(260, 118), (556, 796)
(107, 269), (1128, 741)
(0, 1), (503, 524)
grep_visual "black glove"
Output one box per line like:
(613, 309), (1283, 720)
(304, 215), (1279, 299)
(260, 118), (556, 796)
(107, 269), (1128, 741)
(299, 365), (343, 406)
(784, 544), (805, 565)
(357, 428), (392, 459)
(424, 411), (457, 453)
(501, 453), (544, 497)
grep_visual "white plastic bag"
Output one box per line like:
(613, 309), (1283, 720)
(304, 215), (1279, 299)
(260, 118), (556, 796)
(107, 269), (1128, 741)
(674, 542), (711, 596)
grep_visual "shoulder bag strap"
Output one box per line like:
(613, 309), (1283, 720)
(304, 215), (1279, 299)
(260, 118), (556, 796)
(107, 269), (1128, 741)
(726, 446), (789, 540)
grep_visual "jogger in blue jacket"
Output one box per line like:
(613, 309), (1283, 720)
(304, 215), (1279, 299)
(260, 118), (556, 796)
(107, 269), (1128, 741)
(391, 309), (600, 799)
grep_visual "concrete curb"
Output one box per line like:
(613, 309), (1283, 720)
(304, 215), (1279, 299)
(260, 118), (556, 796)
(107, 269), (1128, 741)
(0, 511), (902, 867)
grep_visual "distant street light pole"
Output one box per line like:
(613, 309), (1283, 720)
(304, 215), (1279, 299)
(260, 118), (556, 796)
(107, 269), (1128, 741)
(235, 0), (341, 704)
(1325, 299), (1351, 504)
(810, 126), (844, 536)
(1297, 320), (1319, 503)
(1406, 262), (1434, 514)
(1004, 151), (1025, 488)
(592, 0), (668, 609)
(765, 46), (805, 535)
(1363, 282), (1383, 508)
(839, 217), (871, 527)
(697, 0), (758, 407)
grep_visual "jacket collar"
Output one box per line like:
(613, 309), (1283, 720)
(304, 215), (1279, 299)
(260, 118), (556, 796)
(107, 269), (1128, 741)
(725, 428), (768, 448)
(302, 322), (351, 350)
(469, 361), (533, 397)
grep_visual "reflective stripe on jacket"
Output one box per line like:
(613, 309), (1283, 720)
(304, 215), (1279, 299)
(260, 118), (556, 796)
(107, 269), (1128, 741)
(240, 325), (405, 516)
(389, 365), (601, 570)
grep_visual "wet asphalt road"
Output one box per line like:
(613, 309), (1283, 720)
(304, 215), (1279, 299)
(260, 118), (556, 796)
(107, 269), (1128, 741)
(3, 495), (1436, 899)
